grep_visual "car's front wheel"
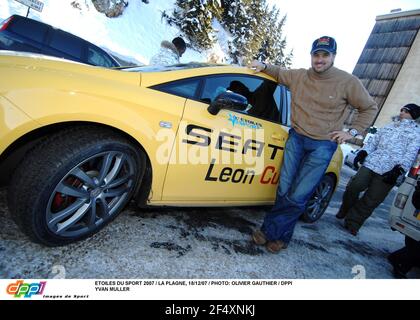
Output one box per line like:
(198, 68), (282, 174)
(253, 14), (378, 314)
(8, 126), (144, 246)
(301, 174), (336, 223)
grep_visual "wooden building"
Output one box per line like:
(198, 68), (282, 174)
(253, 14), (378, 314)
(351, 8), (420, 128)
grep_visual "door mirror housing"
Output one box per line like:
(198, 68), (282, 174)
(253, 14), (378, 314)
(207, 92), (249, 115)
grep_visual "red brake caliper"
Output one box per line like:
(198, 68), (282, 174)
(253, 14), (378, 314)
(52, 177), (83, 211)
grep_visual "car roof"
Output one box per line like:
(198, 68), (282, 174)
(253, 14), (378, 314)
(122, 63), (274, 87)
(0, 50), (274, 87)
(5, 14), (120, 67)
(121, 62), (227, 72)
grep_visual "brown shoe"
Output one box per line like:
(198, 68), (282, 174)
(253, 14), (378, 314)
(252, 230), (267, 246)
(265, 240), (287, 254)
(335, 210), (347, 219)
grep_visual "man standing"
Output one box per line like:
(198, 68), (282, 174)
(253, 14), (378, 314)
(249, 36), (377, 253)
(149, 37), (186, 66)
(336, 104), (420, 235)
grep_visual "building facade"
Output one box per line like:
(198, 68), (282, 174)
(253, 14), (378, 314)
(352, 9), (420, 128)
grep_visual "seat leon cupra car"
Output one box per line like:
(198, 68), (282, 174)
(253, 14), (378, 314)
(0, 51), (342, 246)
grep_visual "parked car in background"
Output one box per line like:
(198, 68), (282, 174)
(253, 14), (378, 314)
(343, 126), (378, 171)
(389, 150), (420, 241)
(0, 52), (343, 246)
(344, 148), (358, 171)
(363, 126), (378, 145)
(0, 14), (120, 68)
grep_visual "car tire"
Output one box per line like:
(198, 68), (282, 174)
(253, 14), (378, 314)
(301, 174), (335, 223)
(8, 126), (144, 246)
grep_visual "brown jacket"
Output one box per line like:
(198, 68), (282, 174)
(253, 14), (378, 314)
(264, 65), (377, 140)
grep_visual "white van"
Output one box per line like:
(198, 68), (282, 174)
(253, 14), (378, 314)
(389, 150), (420, 241)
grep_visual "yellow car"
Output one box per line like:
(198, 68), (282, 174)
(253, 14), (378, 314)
(0, 51), (342, 246)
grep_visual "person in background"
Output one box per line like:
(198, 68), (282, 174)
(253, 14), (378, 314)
(336, 103), (420, 236)
(149, 37), (186, 66)
(248, 36), (377, 253)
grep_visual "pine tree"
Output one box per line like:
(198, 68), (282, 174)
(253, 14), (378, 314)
(163, 0), (222, 50)
(220, 0), (267, 65)
(163, 0), (292, 67)
(248, 2), (292, 67)
(246, 0), (266, 64)
(219, 0), (252, 64)
(256, 6), (292, 67)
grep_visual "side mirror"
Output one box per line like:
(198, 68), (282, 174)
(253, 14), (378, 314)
(207, 92), (249, 115)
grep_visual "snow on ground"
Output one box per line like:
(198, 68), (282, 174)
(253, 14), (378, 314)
(1, 166), (416, 280)
(0, 0), (216, 65)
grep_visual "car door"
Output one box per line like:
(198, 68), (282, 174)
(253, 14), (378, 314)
(162, 74), (291, 203)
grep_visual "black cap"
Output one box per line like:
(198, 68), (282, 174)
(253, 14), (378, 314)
(402, 103), (420, 120)
(172, 37), (186, 52)
(311, 36), (337, 54)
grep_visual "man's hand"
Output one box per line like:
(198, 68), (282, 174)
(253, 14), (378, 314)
(248, 60), (266, 72)
(329, 131), (353, 144)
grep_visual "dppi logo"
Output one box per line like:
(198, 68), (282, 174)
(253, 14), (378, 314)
(6, 280), (46, 298)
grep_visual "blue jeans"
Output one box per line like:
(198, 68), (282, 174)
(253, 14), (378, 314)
(262, 129), (337, 243)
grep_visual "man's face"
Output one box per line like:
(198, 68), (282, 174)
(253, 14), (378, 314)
(311, 51), (335, 73)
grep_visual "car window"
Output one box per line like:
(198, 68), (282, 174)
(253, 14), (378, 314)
(87, 46), (115, 67)
(151, 79), (201, 99)
(49, 30), (83, 58)
(9, 17), (48, 43)
(200, 75), (288, 124)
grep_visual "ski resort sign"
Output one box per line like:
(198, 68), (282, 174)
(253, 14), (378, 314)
(14, 0), (44, 13)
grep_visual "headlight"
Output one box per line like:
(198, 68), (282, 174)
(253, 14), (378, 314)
(394, 194), (408, 209)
